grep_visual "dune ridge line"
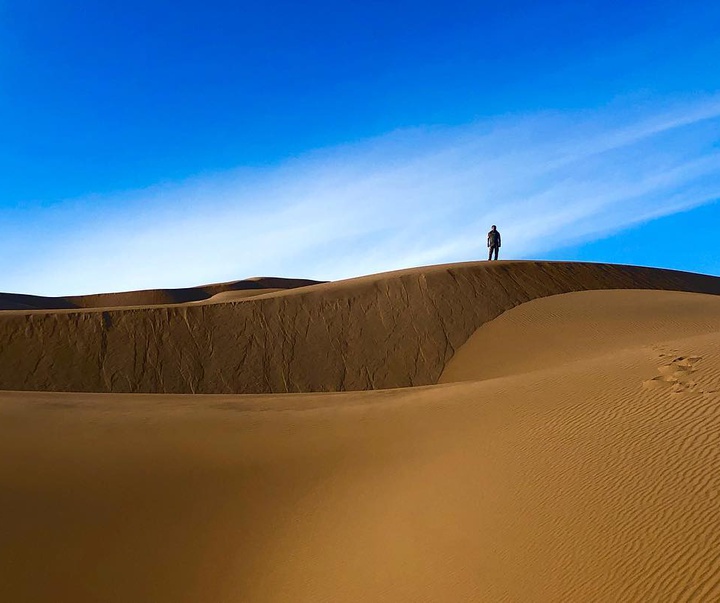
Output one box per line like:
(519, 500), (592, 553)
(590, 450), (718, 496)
(1, 260), (719, 394)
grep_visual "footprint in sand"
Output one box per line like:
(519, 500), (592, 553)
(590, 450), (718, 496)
(643, 355), (702, 393)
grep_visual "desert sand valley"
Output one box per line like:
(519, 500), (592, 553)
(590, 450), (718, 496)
(2, 260), (720, 602)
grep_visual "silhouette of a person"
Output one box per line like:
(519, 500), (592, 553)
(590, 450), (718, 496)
(487, 225), (501, 261)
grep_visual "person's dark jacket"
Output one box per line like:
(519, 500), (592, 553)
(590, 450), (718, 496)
(487, 229), (501, 248)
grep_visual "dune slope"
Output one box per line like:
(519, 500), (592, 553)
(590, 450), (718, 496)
(2, 288), (720, 601)
(1, 261), (720, 393)
(441, 288), (720, 383)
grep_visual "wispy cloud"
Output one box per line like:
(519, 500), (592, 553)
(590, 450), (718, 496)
(4, 96), (720, 295)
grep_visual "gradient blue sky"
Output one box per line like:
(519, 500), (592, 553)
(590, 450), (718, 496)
(1, 0), (719, 295)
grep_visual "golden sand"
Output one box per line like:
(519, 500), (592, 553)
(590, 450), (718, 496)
(2, 262), (719, 601)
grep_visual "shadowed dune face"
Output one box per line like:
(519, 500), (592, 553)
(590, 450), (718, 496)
(1, 261), (720, 393)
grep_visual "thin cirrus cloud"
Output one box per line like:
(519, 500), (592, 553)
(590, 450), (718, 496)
(5, 95), (720, 296)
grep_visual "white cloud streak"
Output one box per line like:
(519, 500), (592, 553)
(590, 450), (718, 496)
(4, 96), (720, 295)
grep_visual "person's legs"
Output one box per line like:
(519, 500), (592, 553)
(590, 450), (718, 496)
(489, 246), (499, 260)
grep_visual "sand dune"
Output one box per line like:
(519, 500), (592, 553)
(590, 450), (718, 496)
(441, 288), (720, 383)
(185, 288), (285, 304)
(2, 262), (720, 601)
(0, 276), (322, 310)
(1, 261), (719, 393)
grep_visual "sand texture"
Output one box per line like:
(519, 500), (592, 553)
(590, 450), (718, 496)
(2, 262), (720, 601)
(1, 261), (720, 393)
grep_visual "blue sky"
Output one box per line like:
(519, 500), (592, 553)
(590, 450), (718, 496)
(1, 1), (719, 295)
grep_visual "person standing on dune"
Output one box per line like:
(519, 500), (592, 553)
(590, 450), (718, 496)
(487, 225), (501, 260)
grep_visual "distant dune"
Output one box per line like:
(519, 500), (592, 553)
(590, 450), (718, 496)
(0, 261), (719, 393)
(2, 261), (720, 602)
(0, 276), (323, 310)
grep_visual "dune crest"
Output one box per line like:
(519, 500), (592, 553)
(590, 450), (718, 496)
(1, 261), (719, 393)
